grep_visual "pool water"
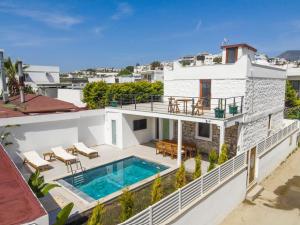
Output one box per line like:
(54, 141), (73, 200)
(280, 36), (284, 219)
(61, 156), (168, 200)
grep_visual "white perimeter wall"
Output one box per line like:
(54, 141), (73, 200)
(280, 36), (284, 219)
(172, 169), (247, 225)
(257, 131), (298, 182)
(57, 88), (86, 107)
(5, 110), (105, 162)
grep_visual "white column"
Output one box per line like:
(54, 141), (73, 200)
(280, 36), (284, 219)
(177, 119), (182, 166)
(219, 124), (225, 155)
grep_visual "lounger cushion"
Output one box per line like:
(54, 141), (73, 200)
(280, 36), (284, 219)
(51, 147), (76, 160)
(23, 151), (50, 167)
(73, 142), (97, 155)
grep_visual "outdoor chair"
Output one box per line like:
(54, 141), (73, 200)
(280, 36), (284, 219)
(51, 146), (77, 164)
(193, 98), (204, 115)
(23, 151), (50, 171)
(73, 142), (99, 159)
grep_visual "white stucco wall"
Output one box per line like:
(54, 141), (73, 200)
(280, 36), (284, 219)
(24, 65), (60, 87)
(57, 88), (86, 107)
(4, 110), (105, 162)
(257, 131), (298, 182)
(172, 169), (248, 225)
(164, 80), (199, 97)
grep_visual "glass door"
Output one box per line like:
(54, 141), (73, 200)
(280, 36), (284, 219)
(200, 79), (211, 109)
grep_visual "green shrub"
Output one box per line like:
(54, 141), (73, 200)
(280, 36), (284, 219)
(193, 154), (202, 179)
(87, 202), (105, 225)
(120, 188), (134, 222)
(151, 174), (163, 204)
(218, 144), (229, 165)
(175, 163), (186, 189)
(207, 149), (218, 172)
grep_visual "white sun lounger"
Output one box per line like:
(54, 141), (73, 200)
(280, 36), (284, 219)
(23, 151), (50, 170)
(73, 142), (99, 158)
(51, 146), (77, 164)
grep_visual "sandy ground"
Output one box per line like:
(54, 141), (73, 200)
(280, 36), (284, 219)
(221, 148), (300, 225)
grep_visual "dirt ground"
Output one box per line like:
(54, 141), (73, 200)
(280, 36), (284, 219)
(221, 148), (300, 225)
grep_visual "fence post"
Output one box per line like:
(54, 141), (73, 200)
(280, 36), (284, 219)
(192, 97), (194, 115)
(240, 96), (243, 113)
(149, 205), (153, 225)
(151, 95), (153, 112)
(179, 189), (182, 211)
(224, 98), (227, 118)
(218, 166), (221, 184)
(134, 95), (137, 110)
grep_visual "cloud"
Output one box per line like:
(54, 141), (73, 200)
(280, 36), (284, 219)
(93, 26), (105, 35)
(0, 2), (82, 29)
(111, 2), (133, 20)
(195, 19), (202, 31)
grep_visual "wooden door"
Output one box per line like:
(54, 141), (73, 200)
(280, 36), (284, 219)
(248, 147), (256, 186)
(200, 79), (211, 109)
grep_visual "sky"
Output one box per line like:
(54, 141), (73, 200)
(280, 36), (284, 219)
(1, 0), (300, 72)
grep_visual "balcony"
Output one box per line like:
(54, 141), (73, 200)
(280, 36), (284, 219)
(108, 94), (244, 120)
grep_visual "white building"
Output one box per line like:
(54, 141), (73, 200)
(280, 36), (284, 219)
(286, 65), (300, 97)
(24, 65), (60, 88)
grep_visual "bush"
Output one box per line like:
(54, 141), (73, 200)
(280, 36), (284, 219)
(207, 149), (218, 172)
(175, 163), (186, 189)
(119, 188), (134, 222)
(193, 154), (202, 179)
(83, 81), (163, 109)
(151, 174), (163, 204)
(218, 144), (229, 165)
(87, 202), (105, 225)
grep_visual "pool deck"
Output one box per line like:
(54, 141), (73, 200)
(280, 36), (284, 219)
(17, 142), (209, 220)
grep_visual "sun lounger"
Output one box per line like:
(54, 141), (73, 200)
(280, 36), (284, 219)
(23, 151), (50, 170)
(73, 142), (99, 158)
(51, 146), (77, 164)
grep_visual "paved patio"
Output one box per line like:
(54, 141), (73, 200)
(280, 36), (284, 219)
(17, 142), (209, 218)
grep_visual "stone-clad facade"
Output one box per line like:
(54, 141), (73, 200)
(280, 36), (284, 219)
(173, 121), (238, 157)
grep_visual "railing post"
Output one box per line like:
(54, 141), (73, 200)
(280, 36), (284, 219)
(120, 95), (123, 108)
(240, 96), (243, 113)
(179, 189), (182, 210)
(218, 166), (221, 184)
(149, 205), (153, 225)
(134, 94), (137, 110)
(224, 98), (227, 118)
(151, 95), (153, 112)
(192, 97), (194, 115)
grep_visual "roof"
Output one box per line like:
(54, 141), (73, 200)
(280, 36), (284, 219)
(221, 43), (257, 52)
(0, 94), (79, 118)
(0, 145), (47, 224)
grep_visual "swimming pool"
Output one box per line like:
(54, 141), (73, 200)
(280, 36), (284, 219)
(57, 156), (168, 201)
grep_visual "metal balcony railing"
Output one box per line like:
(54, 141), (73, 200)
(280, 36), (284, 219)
(108, 94), (244, 119)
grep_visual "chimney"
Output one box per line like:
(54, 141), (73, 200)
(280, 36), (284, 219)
(17, 61), (25, 103)
(0, 50), (9, 103)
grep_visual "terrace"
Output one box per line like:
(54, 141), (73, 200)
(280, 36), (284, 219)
(108, 95), (244, 121)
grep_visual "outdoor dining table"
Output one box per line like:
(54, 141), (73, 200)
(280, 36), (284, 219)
(176, 98), (192, 114)
(160, 139), (196, 158)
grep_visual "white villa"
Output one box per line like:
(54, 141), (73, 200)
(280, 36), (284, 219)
(0, 44), (298, 225)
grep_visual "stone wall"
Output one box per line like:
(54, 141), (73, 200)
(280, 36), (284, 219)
(173, 121), (238, 157)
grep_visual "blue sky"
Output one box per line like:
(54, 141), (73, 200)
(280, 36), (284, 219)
(1, 0), (300, 72)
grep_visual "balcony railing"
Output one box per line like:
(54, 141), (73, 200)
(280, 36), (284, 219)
(108, 94), (244, 119)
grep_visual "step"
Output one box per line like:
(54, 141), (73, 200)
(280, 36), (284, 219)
(246, 184), (264, 201)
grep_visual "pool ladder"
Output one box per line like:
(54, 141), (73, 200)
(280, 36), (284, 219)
(66, 160), (86, 186)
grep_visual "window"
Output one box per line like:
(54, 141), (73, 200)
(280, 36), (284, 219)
(133, 119), (147, 131)
(196, 122), (212, 140)
(226, 47), (238, 63)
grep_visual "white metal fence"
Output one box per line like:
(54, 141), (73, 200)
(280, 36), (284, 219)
(257, 120), (298, 156)
(119, 151), (247, 225)
(119, 120), (299, 225)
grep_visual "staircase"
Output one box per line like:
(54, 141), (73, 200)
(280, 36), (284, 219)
(66, 159), (86, 186)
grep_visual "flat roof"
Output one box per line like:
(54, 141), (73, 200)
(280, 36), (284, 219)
(221, 43), (257, 52)
(0, 145), (47, 224)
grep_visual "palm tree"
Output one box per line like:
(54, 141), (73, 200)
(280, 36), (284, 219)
(3, 57), (28, 96)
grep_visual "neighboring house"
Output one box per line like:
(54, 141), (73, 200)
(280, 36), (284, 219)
(24, 65), (60, 98)
(286, 66), (300, 97)
(88, 74), (141, 84)
(105, 43), (287, 164)
(140, 69), (164, 82)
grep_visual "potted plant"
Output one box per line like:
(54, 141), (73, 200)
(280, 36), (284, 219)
(214, 99), (225, 118)
(110, 95), (118, 107)
(229, 103), (238, 115)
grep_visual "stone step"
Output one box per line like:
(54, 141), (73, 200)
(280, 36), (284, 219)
(246, 184), (264, 201)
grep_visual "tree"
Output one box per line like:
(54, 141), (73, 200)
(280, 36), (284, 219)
(87, 202), (105, 225)
(118, 69), (132, 76)
(175, 163), (186, 189)
(0, 124), (20, 146)
(120, 188), (134, 222)
(218, 144), (229, 165)
(53, 202), (74, 225)
(151, 174), (163, 204)
(193, 154), (202, 179)
(213, 56), (222, 64)
(285, 81), (300, 107)
(207, 149), (218, 172)
(28, 170), (60, 198)
(150, 61), (161, 70)
(83, 81), (109, 109)
(3, 57), (29, 96)
(125, 66), (134, 73)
